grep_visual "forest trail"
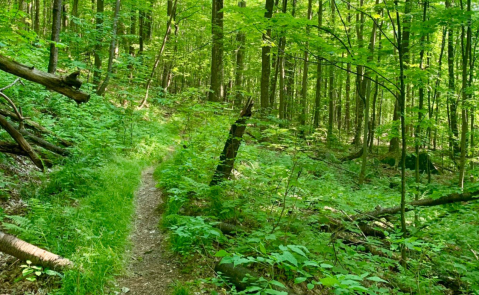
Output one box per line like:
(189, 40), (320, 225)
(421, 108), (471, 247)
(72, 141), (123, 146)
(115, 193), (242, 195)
(117, 167), (182, 295)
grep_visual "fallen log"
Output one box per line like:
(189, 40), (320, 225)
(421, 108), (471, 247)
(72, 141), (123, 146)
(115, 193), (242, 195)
(0, 55), (89, 104)
(341, 148), (363, 162)
(0, 115), (44, 170)
(0, 141), (28, 156)
(216, 222), (243, 235)
(210, 98), (253, 186)
(352, 190), (479, 221)
(0, 141), (53, 168)
(0, 231), (72, 270)
(215, 259), (299, 294)
(19, 129), (70, 156)
(0, 108), (73, 147)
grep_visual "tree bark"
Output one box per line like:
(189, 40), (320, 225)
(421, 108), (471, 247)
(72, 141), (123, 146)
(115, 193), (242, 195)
(208, 0), (224, 102)
(93, 0), (104, 85)
(210, 99), (253, 186)
(458, 0), (472, 188)
(299, 0), (312, 135)
(446, 0), (459, 156)
(260, 0), (275, 109)
(34, 0), (40, 34)
(234, 1), (246, 107)
(313, 0), (323, 128)
(139, 0), (178, 108)
(0, 231), (72, 270)
(352, 189), (479, 222)
(0, 55), (90, 103)
(96, 0), (121, 96)
(47, 0), (62, 74)
(0, 115), (44, 170)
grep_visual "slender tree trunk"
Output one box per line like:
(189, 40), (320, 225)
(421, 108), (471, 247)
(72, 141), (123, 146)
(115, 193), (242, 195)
(234, 1), (246, 107)
(34, 0), (40, 33)
(93, 0), (104, 85)
(139, 9), (144, 55)
(351, 0), (365, 146)
(358, 1), (378, 184)
(139, 0), (178, 108)
(260, 0), (274, 110)
(396, 0), (412, 265)
(161, 0), (175, 91)
(299, 0), (312, 136)
(446, 0), (459, 156)
(458, 0), (472, 188)
(96, 0), (121, 96)
(47, 0), (62, 74)
(414, 0), (428, 225)
(208, 0), (224, 102)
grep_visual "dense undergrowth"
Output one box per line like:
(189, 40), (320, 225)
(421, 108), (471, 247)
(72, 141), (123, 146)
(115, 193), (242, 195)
(0, 72), (181, 294)
(155, 102), (479, 295)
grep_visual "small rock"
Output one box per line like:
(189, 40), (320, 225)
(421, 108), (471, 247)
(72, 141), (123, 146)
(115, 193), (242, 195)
(121, 287), (130, 293)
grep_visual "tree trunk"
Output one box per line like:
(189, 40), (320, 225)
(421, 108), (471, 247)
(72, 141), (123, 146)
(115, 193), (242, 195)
(93, 0), (104, 85)
(34, 0), (40, 34)
(234, 1), (246, 107)
(358, 0), (378, 184)
(47, 0), (62, 74)
(210, 99), (253, 186)
(208, 0), (224, 102)
(96, 0), (121, 96)
(299, 0), (312, 135)
(458, 0), (472, 188)
(260, 0), (274, 109)
(139, 0), (178, 108)
(446, 0), (459, 156)
(0, 231), (72, 270)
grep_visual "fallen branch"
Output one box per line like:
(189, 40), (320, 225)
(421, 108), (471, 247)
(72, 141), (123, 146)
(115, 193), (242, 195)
(0, 231), (72, 270)
(19, 129), (70, 156)
(0, 141), (28, 156)
(0, 115), (44, 170)
(352, 190), (479, 221)
(0, 108), (72, 147)
(341, 148), (363, 162)
(0, 55), (89, 104)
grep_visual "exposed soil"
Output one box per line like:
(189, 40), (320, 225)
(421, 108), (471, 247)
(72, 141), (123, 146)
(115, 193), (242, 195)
(116, 167), (185, 295)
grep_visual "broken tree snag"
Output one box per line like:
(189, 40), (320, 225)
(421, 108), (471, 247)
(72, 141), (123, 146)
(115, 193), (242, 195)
(0, 115), (44, 171)
(210, 99), (253, 186)
(0, 231), (72, 270)
(0, 55), (90, 104)
(353, 189), (479, 221)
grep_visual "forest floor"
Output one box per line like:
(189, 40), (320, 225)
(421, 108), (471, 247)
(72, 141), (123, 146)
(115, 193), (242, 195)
(116, 166), (186, 295)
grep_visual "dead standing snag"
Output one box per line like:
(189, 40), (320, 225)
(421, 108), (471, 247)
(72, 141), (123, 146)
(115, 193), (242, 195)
(210, 99), (253, 186)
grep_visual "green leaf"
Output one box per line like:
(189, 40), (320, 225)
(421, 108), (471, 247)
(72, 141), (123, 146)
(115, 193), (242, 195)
(367, 276), (388, 283)
(307, 283), (314, 290)
(320, 263), (334, 269)
(294, 277), (307, 284)
(270, 280), (286, 289)
(259, 242), (267, 254)
(265, 289), (288, 295)
(320, 276), (339, 286)
(215, 250), (229, 257)
(280, 251), (298, 266)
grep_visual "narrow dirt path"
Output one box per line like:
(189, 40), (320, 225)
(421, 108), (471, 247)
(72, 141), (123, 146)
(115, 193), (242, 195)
(117, 167), (183, 295)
